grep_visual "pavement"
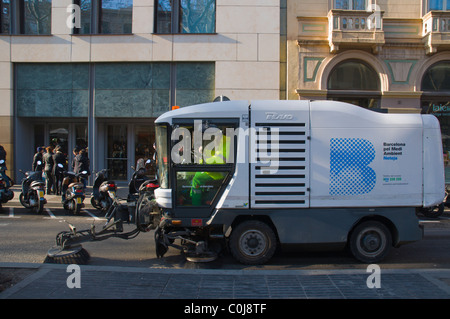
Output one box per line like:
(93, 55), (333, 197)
(2, 184), (450, 300)
(1, 263), (450, 299)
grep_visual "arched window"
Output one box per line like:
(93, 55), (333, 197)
(421, 61), (450, 92)
(327, 59), (381, 109)
(421, 61), (450, 183)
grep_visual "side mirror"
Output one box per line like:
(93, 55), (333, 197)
(58, 163), (64, 168)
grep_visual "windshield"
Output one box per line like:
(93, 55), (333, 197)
(155, 124), (169, 189)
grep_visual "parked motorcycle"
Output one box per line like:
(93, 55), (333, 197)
(91, 169), (117, 213)
(134, 176), (160, 231)
(62, 169), (88, 215)
(127, 159), (152, 217)
(19, 168), (46, 214)
(418, 185), (449, 218)
(0, 175), (14, 210)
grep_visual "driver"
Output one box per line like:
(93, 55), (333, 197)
(190, 135), (230, 206)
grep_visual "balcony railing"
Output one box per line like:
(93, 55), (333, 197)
(327, 9), (385, 54)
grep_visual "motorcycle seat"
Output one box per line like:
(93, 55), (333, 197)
(69, 182), (84, 188)
(30, 181), (44, 187)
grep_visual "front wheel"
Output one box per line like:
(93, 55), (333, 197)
(229, 220), (277, 265)
(19, 192), (31, 209)
(349, 221), (392, 263)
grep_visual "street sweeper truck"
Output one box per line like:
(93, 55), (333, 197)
(46, 100), (445, 265)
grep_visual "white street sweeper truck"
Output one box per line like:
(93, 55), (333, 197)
(46, 100), (445, 265)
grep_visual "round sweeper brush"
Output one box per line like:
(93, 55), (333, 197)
(44, 245), (90, 265)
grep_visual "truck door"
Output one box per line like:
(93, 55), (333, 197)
(250, 101), (310, 208)
(170, 118), (239, 218)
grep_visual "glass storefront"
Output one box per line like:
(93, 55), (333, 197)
(106, 124), (127, 180)
(15, 62), (215, 181)
(421, 61), (450, 183)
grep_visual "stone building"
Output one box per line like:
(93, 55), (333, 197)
(285, 0), (450, 181)
(0, 0), (280, 181)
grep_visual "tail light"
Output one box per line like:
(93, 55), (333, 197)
(75, 188), (83, 193)
(108, 183), (116, 189)
(146, 183), (159, 189)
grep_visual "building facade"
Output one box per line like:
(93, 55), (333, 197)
(0, 0), (280, 182)
(286, 0), (450, 182)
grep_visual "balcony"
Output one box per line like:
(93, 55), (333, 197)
(327, 9), (385, 54)
(422, 11), (450, 54)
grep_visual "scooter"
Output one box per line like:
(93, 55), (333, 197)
(19, 167), (46, 214)
(62, 169), (88, 215)
(90, 169), (117, 213)
(134, 176), (159, 231)
(0, 175), (14, 210)
(127, 159), (151, 217)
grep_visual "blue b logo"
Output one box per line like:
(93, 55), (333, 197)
(329, 138), (376, 196)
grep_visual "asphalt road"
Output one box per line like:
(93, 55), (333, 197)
(1, 197), (450, 270)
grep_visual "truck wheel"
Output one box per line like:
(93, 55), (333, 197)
(229, 220), (277, 265)
(349, 221), (392, 263)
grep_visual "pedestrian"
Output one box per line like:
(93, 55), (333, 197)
(43, 146), (54, 194)
(71, 147), (80, 172)
(52, 145), (67, 195)
(32, 147), (45, 172)
(74, 148), (90, 188)
(0, 145), (12, 187)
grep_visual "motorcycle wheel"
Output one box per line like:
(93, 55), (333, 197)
(19, 192), (31, 209)
(420, 203), (444, 218)
(74, 201), (82, 215)
(32, 198), (44, 214)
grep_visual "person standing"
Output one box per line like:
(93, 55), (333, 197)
(74, 148), (90, 188)
(43, 146), (54, 194)
(52, 146), (67, 195)
(32, 147), (45, 172)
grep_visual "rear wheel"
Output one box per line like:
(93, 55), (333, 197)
(349, 221), (392, 263)
(32, 197), (44, 214)
(229, 220), (277, 265)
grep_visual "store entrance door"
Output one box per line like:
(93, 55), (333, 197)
(106, 124), (128, 180)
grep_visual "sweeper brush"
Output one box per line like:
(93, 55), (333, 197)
(44, 204), (142, 265)
(44, 245), (91, 265)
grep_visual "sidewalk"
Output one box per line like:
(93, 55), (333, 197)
(1, 262), (450, 299)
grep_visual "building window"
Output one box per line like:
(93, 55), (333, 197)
(22, 0), (52, 34)
(155, 0), (216, 34)
(335, 0), (366, 10)
(0, 0), (11, 34)
(16, 63), (90, 117)
(327, 59), (381, 109)
(94, 63), (171, 117)
(0, 0), (52, 35)
(16, 62), (215, 118)
(73, 0), (133, 34)
(429, 0), (450, 11)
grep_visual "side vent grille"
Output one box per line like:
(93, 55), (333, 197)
(251, 123), (309, 208)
